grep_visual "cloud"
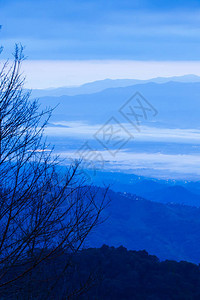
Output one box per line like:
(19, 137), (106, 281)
(44, 123), (200, 178)
(1, 1), (200, 60)
(56, 149), (200, 179)
(45, 122), (200, 143)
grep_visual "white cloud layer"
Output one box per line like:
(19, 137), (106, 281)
(44, 122), (200, 179)
(57, 149), (200, 179)
(45, 122), (200, 143)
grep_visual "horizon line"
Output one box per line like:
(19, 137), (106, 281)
(7, 60), (200, 89)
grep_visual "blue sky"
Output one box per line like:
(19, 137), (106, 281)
(1, 0), (200, 60)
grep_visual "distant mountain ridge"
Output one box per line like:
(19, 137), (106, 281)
(30, 74), (200, 98)
(90, 171), (200, 207)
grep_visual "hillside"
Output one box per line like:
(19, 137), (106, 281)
(37, 81), (200, 128)
(87, 189), (200, 263)
(145, 185), (200, 207)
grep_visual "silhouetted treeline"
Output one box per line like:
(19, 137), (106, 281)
(2, 245), (200, 299)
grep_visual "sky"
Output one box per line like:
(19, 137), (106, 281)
(1, 0), (200, 88)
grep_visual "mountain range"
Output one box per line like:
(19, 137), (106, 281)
(30, 74), (200, 98)
(36, 80), (200, 129)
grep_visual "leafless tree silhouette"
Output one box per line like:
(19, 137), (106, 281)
(0, 45), (108, 298)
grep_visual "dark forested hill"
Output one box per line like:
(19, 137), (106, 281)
(76, 245), (200, 300)
(4, 246), (200, 299)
